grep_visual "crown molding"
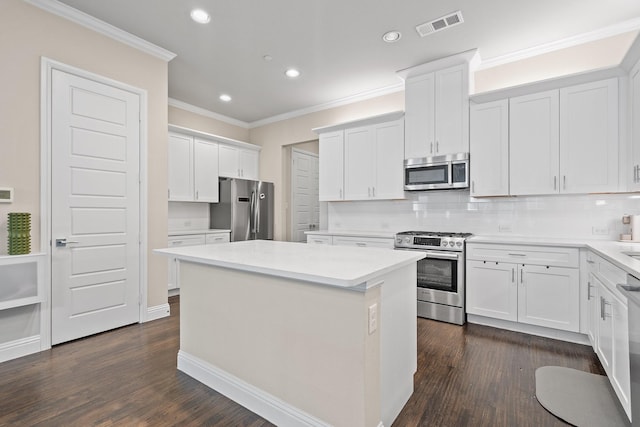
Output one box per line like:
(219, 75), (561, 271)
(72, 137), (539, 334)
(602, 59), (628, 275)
(24, 0), (176, 62)
(477, 17), (640, 70)
(168, 99), (250, 129)
(248, 82), (404, 129)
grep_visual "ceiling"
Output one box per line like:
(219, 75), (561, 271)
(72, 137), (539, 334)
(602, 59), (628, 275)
(54, 0), (640, 125)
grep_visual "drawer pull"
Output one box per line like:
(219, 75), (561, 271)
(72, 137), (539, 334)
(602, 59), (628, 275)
(508, 253), (526, 257)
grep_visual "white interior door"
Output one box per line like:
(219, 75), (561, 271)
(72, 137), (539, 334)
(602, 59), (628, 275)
(51, 69), (141, 345)
(291, 150), (319, 242)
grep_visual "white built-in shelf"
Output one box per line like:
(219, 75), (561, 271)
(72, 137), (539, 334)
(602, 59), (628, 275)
(0, 253), (45, 311)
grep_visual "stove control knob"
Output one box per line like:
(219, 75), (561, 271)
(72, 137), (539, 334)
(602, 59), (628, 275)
(396, 238), (402, 244)
(449, 241), (455, 247)
(441, 240), (447, 247)
(404, 237), (411, 244)
(456, 241), (462, 247)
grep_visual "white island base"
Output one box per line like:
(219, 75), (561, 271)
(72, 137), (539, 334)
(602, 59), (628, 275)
(159, 241), (421, 427)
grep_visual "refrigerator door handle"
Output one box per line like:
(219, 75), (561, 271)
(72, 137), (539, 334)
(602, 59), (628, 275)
(255, 192), (262, 236)
(249, 191), (257, 236)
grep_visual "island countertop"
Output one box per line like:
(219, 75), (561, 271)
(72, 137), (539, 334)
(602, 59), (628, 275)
(155, 239), (425, 290)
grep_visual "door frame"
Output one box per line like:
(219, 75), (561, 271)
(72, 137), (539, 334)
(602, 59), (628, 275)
(290, 148), (319, 242)
(40, 58), (149, 349)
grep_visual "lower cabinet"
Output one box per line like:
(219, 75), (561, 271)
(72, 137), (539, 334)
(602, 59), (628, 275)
(587, 252), (631, 420)
(466, 243), (580, 332)
(466, 260), (579, 331)
(168, 232), (230, 290)
(306, 233), (394, 249)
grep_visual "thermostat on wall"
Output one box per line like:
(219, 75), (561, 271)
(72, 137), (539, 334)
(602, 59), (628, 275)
(0, 188), (14, 203)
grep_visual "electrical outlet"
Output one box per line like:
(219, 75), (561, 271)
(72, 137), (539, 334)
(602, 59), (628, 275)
(498, 224), (512, 233)
(368, 304), (377, 335)
(592, 226), (609, 236)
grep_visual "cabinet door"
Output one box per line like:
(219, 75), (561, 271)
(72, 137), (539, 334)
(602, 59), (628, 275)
(239, 149), (259, 180)
(168, 133), (193, 201)
(630, 63), (640, 191)
(435, 64), (469, 155)
(470, 100), (509, 196)
(560, 79), (618, 193)
(193, 139), (219, 202)
(344, 126), (374, 200)
(466, 260), (518, 321)
(219, 144), (240, 178)
(373, 119), (405, 200)
(596, 276), (614, 376)
(404, 73), (435, 159)
(517, 265), (579, 332)
(612, 291), (631, 418)
(319, 131), (344, 201)
(586, 272), (599, 347)
(509, 90), (560, 195)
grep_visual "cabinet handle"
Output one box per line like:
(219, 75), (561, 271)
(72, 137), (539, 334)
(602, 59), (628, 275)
(587, 281), (592, 300)
(508, 253), (526, 257)
(553, 176), (557, 190)
(436, 141), (439, 153)
(603, 299), (612, 319)
(196, 190), (199, 200)
(520, 268), (524, 284)
(563, 175), (567, 190)
(512, 268), (515, 283)
(586, 259), (595, 264)
(356, 242), (366, 247)
(372, 187), (375, 197)
(340, 188), (343, 199)
(430, 142), (434, 154)
(368, 187), (371, 197)
(168, 189), (170, 198)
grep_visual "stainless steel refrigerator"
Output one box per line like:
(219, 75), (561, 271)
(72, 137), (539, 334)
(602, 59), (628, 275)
(210, 178), (274, 241)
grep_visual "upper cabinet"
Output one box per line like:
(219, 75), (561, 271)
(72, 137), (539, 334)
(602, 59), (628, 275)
(218, 145), (259, 180)
(469, 99), (509, 197)
(470, 76), (620, 197)
(400, 52), (478, 160)
(168, 125), (260, 202)
(315, 112), (405, 202)
(630, 60), (640, 192)
(168, 132), (219, 203)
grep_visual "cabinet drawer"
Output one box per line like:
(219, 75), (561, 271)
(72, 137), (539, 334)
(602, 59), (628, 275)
(590, 252), (627, 300)
(168, 234), (206, 247)
(307, 235), (333, 245)
(466, 243), (579, 268)
(206, 233), (230, 244)
(332, 236), (394, 249)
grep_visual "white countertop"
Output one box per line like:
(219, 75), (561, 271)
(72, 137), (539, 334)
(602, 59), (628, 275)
(154, 240), (425, 289)
(168, 229), (231, 236)
(305, 230), (397, 239)
(468, 235), (640, 278)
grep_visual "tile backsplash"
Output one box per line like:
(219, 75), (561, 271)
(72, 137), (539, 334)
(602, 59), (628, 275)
(168, 202), (210, 231)
(326, 191), (640, 239)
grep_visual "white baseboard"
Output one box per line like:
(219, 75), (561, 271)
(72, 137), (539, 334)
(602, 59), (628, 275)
(467, 314), (590, 345)
(177, 350), (335, 427)
(0, 335), (41, 363)
(145, 303), (170, 322)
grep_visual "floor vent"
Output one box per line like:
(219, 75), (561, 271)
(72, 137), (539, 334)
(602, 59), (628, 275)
(416, 11), (464, 37)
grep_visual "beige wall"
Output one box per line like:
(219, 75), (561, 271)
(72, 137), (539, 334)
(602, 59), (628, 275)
(168, 105), (250, 141)
(0, 0), (169, 308)
(475, 30), (638, 93)
(249, 92), (405, 240)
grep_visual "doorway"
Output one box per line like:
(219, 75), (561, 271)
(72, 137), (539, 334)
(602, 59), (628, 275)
(289, 147), (319, 242)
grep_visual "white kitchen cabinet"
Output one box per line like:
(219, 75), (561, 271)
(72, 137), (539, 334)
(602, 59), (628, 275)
(466, 259), (518, 322)
(218, 144), (259, 180)
(469, 99), (509, 197)
(404, 64), (469, 159)
(318, 130), (345, 201)
(168, 133), (193, 201)
(306, 235), (333, 245)
(559, 79), (618, 193)
(508, 79), (618, 196)
(332, 235), (394, 249)
(205, 232), (231, 244)
(466, 243), (580, 332)
(193, 139), (219, 202)
(343, 119), (404, 200)
(509, 90), (560, 195)
(168, 132), (219, 203)
(588, 251), (631, 419)
(317, 112), (404, 202)
(630, 60), (640, 191)
(168, 232), (230, 290)
(586, 252), (599, 347)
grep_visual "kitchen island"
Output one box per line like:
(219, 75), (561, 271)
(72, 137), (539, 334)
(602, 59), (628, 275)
(154, 240), (424, 427)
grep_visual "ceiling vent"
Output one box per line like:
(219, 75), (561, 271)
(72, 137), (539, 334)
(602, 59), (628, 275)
(416, 11), (464, 37)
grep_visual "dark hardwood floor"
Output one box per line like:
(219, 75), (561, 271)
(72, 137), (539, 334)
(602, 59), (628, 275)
(0, 296), (603, 426)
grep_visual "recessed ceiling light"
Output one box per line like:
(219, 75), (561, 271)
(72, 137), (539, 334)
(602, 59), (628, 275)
(219, 94), (231, 102)
(190, 8), (211, 24)
(382, 31), (402, 43)
(285, 68), (300, 78)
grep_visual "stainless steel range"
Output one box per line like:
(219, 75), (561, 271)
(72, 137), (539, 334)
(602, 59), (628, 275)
(394, 231), (472, 325)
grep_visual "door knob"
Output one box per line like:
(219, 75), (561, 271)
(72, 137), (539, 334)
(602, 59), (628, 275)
(55, 238), (79, 247)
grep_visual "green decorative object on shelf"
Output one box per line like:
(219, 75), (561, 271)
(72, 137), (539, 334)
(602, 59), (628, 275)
(8, 212), (31, 255)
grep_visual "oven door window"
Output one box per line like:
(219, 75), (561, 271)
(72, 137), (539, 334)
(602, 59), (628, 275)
(405, 164), (449, 186)
(417, 257), (457, 292)
(451, 162), (468, 184)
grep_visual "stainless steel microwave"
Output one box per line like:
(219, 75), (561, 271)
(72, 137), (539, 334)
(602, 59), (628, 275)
(404, 153), (469, 191)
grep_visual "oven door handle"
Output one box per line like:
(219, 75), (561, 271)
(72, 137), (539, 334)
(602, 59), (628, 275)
(395, 248), (461, 260)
